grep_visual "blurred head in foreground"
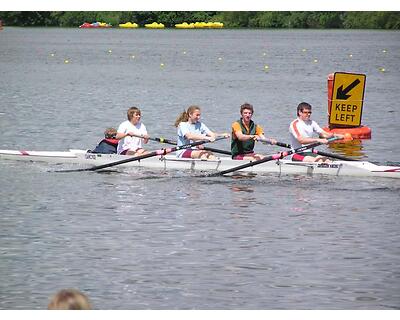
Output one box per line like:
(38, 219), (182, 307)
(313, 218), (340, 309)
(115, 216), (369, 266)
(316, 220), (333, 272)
(48, 288), (92, 310)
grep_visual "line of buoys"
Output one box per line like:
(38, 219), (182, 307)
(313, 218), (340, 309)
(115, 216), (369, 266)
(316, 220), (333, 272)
(79, 21), (224, 29)
(175, 22), (224, 29)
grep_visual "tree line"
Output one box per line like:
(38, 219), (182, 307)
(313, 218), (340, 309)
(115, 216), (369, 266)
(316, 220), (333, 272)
(1, 11), (399, 29)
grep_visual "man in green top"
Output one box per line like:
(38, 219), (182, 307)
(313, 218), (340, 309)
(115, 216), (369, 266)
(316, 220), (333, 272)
(231, 103), (277, 160)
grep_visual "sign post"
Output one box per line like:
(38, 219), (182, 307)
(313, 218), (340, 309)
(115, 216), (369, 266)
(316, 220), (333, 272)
(329, 72), (366, 127)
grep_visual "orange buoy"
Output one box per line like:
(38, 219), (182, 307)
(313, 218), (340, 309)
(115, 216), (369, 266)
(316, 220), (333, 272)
(323, 125), (371, 139)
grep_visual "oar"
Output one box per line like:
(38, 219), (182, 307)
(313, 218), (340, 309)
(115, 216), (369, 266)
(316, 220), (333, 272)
(260, 138), (357, 161)
(57, 138), (224, 173)
(132, 134), (232, 156)
(210, 136), (341, 176)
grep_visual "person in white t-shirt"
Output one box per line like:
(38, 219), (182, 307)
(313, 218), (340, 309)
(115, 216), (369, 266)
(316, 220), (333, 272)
(289, 102), (343, 162)
(116, 107), (149, 156)
(174, 105), (228, 159)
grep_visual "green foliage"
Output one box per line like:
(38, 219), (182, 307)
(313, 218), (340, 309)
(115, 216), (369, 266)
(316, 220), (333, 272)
(343, 12), (400, 29)
(213, 12), (256, 28)
(0, 11), (399, 29)
(57, 11), (97, 27)
(95, 12), (121, 26)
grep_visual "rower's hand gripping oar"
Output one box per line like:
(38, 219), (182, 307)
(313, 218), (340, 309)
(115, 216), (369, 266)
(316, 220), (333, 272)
(259, 134), (357, 162)
(132, 134), (232, 156)
(209, 136), (342, 176)
(57, 137), (226, 173)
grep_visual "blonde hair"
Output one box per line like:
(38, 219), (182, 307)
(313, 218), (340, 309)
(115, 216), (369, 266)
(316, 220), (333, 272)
(174, 105), (200, 127)
(127, 107), (141, 121)
(48, 289), (92, 310)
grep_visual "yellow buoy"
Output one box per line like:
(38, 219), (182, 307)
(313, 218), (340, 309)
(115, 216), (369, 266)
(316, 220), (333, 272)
(160, 63), (165, 68)
(313, 59), (318, 63)
(50, 53), (55, 57)
(64, 59), (69, 64)
(349, 54), (353, 58)
(183, 51), (187, 55)
(130, 55), (135, 59)
(264, 65), (269, 71)
(145, 22), (165, 29)
(108, 49), (112, 54)
(382, 49), (387, 53)
(119, 22), (139, 28)
(218, 57), (223, 61)
(379, 67), (386, 72)
(302, 48), (307, 52)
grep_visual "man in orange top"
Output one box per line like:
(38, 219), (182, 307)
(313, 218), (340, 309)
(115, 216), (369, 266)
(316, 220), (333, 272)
(231, 103), (277, 160)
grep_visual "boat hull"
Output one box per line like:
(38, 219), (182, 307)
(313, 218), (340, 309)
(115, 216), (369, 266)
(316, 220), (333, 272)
(1, 149), (399, 178)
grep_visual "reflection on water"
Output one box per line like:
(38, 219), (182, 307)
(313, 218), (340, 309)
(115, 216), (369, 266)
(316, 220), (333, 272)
(328, 139), (366, 159)
(230, 184), (254, 193)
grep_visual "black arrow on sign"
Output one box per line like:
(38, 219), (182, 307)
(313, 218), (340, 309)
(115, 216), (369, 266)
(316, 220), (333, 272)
(336, 79), (361, 100)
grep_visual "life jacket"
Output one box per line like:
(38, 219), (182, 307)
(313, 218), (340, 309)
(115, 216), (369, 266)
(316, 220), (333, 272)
(231, 119), (256, 158)
(90, 138), (118, 154)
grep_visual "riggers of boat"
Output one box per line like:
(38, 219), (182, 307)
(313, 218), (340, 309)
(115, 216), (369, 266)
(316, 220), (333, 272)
(0, 149), (399, 179)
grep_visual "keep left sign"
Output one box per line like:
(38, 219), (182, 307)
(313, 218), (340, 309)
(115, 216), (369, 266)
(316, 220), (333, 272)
(329, 72), (366, 127)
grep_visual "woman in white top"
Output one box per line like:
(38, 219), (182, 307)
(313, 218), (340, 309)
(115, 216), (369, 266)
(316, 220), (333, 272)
(289, 102), (343, 162)
(116, 107), (149, 156)
(174, 105), (227, 160)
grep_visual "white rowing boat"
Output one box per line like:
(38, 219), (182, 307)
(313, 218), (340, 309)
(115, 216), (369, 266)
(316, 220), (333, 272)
(1, 148), (399, 178)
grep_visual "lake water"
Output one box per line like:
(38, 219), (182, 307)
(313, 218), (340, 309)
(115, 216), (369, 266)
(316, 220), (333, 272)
(0, 27), (400, 310)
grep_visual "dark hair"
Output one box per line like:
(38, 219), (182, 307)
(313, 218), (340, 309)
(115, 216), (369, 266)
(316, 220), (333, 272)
(240, 103), (254, 114)
(297, 102), (312, 116)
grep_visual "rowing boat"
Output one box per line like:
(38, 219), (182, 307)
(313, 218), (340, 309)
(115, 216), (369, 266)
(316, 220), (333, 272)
(1, 148), (399, 178)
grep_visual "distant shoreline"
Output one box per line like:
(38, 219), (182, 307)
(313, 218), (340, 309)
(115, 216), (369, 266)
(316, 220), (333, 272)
(1, 11), (399, 29)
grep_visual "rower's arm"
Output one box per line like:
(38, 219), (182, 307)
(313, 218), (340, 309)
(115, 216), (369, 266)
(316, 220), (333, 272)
(297, 135), (328, 145)
(234, 130), (257, 141)
(116, 132), (129, 140)
(184, 132), (214, 141)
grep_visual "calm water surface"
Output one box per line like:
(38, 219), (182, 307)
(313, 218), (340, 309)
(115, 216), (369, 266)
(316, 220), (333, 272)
(0, 28), (400, 309)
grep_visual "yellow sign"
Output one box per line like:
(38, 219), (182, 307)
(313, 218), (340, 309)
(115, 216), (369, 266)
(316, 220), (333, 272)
(329, 72), (366, 127)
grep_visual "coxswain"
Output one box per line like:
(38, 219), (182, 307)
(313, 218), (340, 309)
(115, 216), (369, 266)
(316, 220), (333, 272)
(90, 127), (119, 154)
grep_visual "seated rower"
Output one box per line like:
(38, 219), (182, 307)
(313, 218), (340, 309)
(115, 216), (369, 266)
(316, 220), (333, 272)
(231, 103), (277, 160)
(289, 102), (344, 163)
(116, 106), (149, 156)
(174, 105), (229, 160)
(90, 127), (118, 154)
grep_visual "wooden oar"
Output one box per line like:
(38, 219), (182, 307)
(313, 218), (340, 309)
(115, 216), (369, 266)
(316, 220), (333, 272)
(210, 136), (341, 176)
(133, 134), (232, 156)
(260, 137), (357, 161)
(57, 138), (223, 173)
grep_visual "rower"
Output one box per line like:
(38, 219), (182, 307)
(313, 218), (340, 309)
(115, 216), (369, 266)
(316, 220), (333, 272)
(116, 107), (149, 156)
(90, 128), (118, 154)
(174, 105), (229, 160)
(231, 103), (277, 160)
(289, 102), (344, 163)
